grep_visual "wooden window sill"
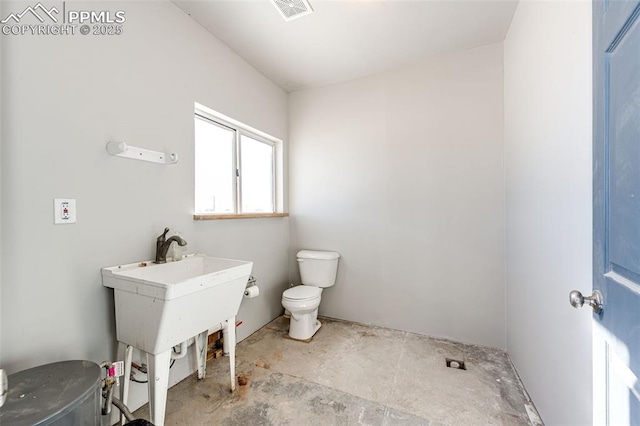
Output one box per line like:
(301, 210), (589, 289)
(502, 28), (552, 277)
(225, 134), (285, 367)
(193, 213), (289, 220)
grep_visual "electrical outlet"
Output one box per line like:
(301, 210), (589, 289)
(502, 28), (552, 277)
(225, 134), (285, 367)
(54, 199), (76, 224)
(61, 202), (70, 219)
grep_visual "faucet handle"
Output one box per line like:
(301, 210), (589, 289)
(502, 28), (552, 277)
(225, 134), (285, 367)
(157, 227), (170, 242)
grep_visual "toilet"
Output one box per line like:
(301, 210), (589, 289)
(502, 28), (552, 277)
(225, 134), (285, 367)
(282, 250), (340, 340)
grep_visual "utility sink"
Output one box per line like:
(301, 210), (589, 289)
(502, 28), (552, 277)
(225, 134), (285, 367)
(102, 253), (253, 354)
(102, 253), (253, 426)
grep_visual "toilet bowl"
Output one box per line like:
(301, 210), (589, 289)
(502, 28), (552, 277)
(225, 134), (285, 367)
(282, 285), (322, 340)
(282, 250), (340, 341)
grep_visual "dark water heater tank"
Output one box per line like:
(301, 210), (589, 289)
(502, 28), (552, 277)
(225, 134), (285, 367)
(0, 360), (101, 425)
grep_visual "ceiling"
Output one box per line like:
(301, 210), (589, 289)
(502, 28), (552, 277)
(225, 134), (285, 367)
(172, 0), (518, 92)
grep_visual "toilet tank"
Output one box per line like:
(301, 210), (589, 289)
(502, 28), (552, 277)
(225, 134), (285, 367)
(297, 250), (340, 288)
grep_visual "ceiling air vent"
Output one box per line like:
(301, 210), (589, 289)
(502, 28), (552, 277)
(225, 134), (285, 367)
(271, 0), (314, 22)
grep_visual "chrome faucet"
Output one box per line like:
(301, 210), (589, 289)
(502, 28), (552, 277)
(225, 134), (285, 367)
(155, 227), (187, 264)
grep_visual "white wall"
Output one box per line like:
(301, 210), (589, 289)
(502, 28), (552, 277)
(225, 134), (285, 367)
(289, 44), (506, 349)
(0, 0), (288, 411)
(504, 1), (592, 424)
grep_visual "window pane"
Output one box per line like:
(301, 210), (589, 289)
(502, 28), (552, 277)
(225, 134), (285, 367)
(240, 135), (274, 213)
(194, 117), (235, 214)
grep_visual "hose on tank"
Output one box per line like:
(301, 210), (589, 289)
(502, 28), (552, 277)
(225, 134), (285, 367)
(112, 396), (136, 423)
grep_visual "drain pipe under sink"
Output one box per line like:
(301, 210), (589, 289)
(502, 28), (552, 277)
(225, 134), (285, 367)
(171, 322), (227, 360)
(170, 341), (189, 360)
(222, 322), (230, 355)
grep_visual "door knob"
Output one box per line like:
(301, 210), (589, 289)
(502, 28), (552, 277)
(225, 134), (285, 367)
(569, 289), (603, 314)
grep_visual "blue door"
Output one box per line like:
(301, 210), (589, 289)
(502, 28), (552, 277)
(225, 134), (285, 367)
(592, 0), (640, 424)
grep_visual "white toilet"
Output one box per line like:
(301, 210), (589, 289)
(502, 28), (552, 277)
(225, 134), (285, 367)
(282, 250), (340, 340)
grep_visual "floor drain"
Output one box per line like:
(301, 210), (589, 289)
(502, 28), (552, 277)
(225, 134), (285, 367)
(446, 358), (466, 370)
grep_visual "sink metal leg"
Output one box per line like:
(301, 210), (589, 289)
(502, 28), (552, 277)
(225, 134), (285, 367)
(195, 330), (208, 380)
(147, 350), (171, 426)
(227, 316), (236, 392)
(121, 344), (134, 425)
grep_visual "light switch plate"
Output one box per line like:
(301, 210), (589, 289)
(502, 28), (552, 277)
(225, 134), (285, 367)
(54, 198), (76, 224)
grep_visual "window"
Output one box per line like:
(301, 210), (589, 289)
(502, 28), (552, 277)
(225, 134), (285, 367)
(194, 106), (282, 217)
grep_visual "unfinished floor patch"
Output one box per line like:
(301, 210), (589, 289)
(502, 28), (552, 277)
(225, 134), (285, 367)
(134, 316), (541, 425)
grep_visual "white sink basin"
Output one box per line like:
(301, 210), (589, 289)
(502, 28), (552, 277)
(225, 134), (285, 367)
(103, 253), (253, 426)
(102, 253), (253, 354)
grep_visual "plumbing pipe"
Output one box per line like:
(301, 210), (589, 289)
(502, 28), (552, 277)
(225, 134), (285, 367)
(99, 361), (116, 416)
(171, 322), (225, 360)
(102, 385), (114, 416)
(171, 341), (188, 360)
(222, 320), (242, 355)
(112, 397), (136, 423)
(100, 376), (118, 416)
(209, 322), (224, 335)
(222, 321), (230, 355)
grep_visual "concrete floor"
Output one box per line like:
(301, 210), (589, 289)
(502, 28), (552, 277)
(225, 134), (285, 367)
(134, 317), (541, 425)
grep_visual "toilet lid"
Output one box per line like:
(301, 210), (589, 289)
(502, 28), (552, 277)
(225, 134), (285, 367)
(283, 285), (321, 301)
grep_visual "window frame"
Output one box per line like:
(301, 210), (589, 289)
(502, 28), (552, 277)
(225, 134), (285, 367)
(237, 132), (276, 215)
(194, 106), (285, 219)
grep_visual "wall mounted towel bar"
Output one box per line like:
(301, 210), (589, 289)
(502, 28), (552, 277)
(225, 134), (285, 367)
(106, 141), (178, 165)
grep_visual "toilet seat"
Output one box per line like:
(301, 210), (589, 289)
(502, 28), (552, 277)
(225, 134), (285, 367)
(282, 285), (321, 301)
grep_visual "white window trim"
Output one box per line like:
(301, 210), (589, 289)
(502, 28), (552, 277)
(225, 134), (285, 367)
(237, 132), (275, 214)
(194, 102), (285, 219)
